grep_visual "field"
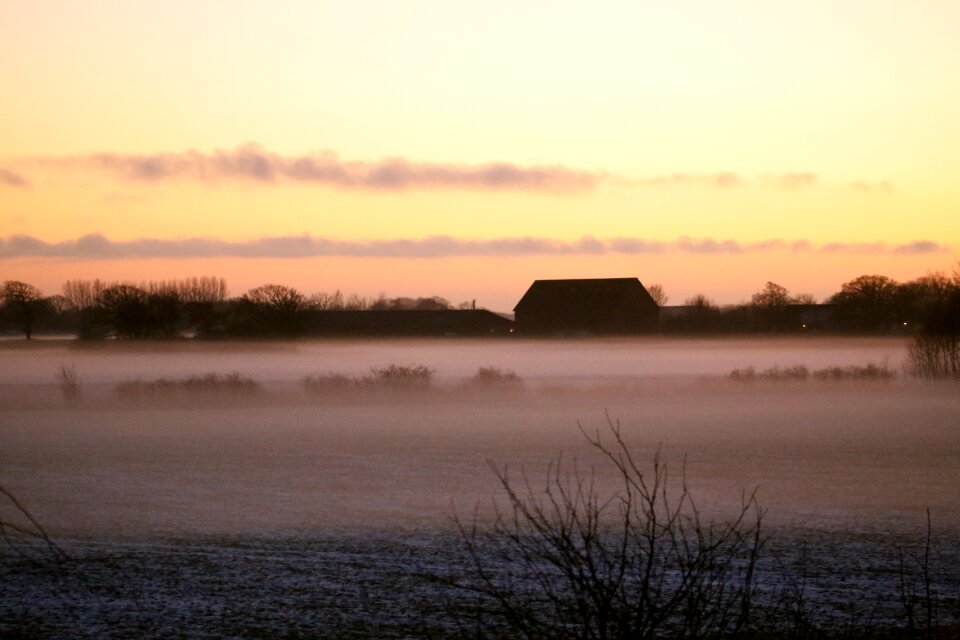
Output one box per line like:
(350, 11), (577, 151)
(2, 337), (958, 637)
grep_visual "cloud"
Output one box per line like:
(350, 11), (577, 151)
(844, 180), (894, 194)
(59, 145), (601, 192)
(630, 172), (743, 188)
(772, 173), (817, 190)
(0, 168), (28, 188)
(0, 233), (948, 260)
(8, 145), (894, 194)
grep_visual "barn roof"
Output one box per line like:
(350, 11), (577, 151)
(514, 278), (656, 312)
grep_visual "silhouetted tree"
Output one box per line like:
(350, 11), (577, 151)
(897, 272), (956, 330)
(1, 280), (47, 339)
(309, 290), (345, 310)
(239, 284), (308, 336)
(829, 274), (900, 332)
(174, 276), (228, 336)
(647, 283), (668, 307)
(62, 278), (108, 311)
(750, 281), (792, 332)
(147, 290), (181, 337)
(343, 293), (369, 310)
(96, 284), (154, 338)
(414, 296), (451, 310)
(62, 279), (109, 338)
(679, 294), (723, 333)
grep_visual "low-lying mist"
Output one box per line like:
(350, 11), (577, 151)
(1, 337), (955, 539)
(3, 336), (959, 636)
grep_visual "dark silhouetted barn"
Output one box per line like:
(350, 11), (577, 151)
(514, 278), (659, 335)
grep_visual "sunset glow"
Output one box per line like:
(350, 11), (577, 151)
(2, 1), (958, 310)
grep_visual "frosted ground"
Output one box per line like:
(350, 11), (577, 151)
(1, 337), (958, 636)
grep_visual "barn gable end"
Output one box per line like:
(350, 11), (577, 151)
(514, 277), (659, 335)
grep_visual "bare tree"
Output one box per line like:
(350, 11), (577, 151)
(453, 416), (764, 639)
(241, 284), (308, 335)
(647, 284), (668, 307)
(309, 290), (345, 310)
(62, 279), (108, 311)
(750, 282), (793, 332)
(750, 282), (791, 308)
(175, 276), (228, 304)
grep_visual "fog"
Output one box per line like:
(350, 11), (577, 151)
(2, 336), (956, 538)
(4, 337), (960, 634)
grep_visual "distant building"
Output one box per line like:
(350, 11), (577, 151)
(514, 278), (659, 335)
(308, 309), (514, 336)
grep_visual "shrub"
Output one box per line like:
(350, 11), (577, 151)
(452, 416), (764, 639)
(55, 364), (82, 403)
(114, 372), (260, 398)
(730, 365), (808, 381)
(302, 372), (356, 393)
(731, 363), (898, 382)
(471, 366), (522, 387)
(812, 362), (896, 381)
(730, 366), (756, 381)
(762, 365), (809, 380)
(908, 335), (960, 379)
(360, 364), (434, 390)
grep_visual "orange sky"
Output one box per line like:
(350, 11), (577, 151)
(2, 1), (958, 311)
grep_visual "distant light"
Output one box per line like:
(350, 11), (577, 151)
(801, 324), (807, 329)
(903, 322), (908, 326)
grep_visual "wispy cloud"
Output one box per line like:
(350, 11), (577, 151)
(629, 173), (743, 188)
(0, 168), (28, 188)
(0, 233), (946, 260)
(844, 180), (894, 194)
(7, 145), (892, 194)
(44, 145), (601, 192)
(769, 172), (817, 190)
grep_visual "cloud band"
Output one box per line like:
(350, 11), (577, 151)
(0, 234), (945, 260)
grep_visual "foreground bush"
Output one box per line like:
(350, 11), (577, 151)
(908, 335), (960, 379)
(114, 372), (260, 398)
(453, 417), (764, 639)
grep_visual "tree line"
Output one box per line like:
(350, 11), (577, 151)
(0, 277), (473, 339)
(660, 271), (960, 335)
(1, 269), (958, 338)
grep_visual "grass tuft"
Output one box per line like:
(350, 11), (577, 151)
(55, 364), (82, 403)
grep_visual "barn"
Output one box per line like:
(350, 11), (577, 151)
(513, 278), (659, 335)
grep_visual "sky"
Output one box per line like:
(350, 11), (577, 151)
(1, 0), (958, 311)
